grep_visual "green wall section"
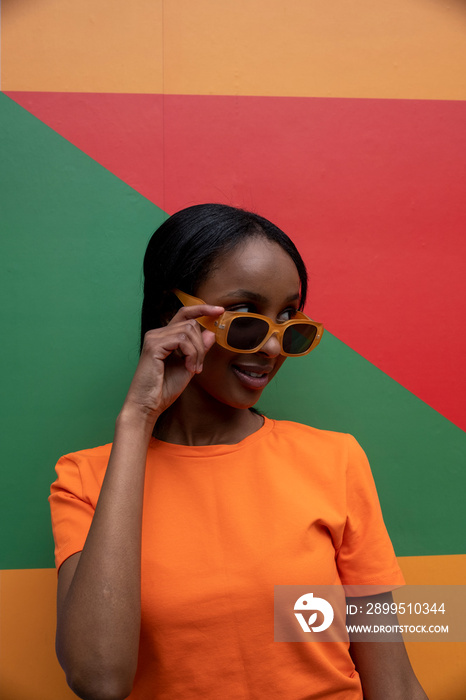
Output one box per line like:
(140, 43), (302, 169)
(1, 94), (464, 569)
(0, 95), (165, 568)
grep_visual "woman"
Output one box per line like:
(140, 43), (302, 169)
(50, 204), (428, 699)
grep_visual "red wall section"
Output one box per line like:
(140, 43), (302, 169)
(8, 91), (466, 432)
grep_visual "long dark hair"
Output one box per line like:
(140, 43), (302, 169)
(140, 203), (308, 351)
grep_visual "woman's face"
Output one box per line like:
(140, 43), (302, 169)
(184, 236), (302, 411)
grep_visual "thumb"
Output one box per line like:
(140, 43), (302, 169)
(202, 330), (217, 352)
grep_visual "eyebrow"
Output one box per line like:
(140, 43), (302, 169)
(222, 289), (300, 304)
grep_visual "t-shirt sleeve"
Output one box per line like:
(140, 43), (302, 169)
(49, 454), (96, 572)
(336, 434), (405, 592)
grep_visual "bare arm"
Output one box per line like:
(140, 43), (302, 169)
(348, 593), (429, 700)
(56, 414), (152, 700)
(55, 304), (222, 700)
(350, 642), (429, 700)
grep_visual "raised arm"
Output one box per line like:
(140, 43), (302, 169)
(55, 304), (222, 700)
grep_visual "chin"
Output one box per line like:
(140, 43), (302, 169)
(207, 386), (264, 411)
(188, 370), (270, 411)
(232, 397), (261, 410)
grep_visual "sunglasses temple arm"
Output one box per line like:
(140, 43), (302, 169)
(195, 315), (219, 333)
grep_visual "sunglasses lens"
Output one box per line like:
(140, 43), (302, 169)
(283, 324), (317, 355)
(227, 317), (270, 350)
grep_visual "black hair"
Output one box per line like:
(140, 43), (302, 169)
(140, 203), (308, 351)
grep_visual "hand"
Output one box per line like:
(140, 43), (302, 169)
(121, 304), (224, 423)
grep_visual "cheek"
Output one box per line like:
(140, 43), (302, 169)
(200, 343), (235, 376)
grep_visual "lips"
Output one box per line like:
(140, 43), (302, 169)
(231, 363), (274, 390)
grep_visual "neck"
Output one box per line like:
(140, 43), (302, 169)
(152, 392), (263, 446)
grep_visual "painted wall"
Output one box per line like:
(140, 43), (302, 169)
(1, 1), (465, 698)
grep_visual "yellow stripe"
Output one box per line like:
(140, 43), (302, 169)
(162, 0), (466, 100)
(0, 568), (75, 700)
(398, 555), (466, 700)
(2, 0), (465, 99)
(1, 558), (465, 699)
(1, 0), (164, 93)
(398, 553), (466, 585)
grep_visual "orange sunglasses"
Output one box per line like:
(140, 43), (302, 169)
(173, 289), (323, 357)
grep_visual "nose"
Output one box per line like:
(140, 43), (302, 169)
(258, 332), (282, 357)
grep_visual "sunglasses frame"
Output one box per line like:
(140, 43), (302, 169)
(173, 289), (323, 357)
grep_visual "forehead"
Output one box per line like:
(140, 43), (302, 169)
(198, 237), (300, 298)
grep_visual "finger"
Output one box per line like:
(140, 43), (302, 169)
(144, 325), (201, 368)
(195, 330), (217, 373)
(168, 306), (223, 371)
(167, 319), (212, 373)
(170, 303), (224, 324)
(177, 333), (205, 374)
(144, 312), (221, 372)
(178, 319), (211, 371)
(177, 323), (220, 374)
(201, 329), (216, 351)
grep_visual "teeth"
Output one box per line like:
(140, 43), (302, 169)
(242, 370), (264, 378)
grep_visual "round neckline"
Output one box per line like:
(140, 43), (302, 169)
(148, 416), (275, 457)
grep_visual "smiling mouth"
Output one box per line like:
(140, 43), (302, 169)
(231, 365), (272, 389)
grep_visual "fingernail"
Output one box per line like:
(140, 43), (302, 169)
(197, 364), (203, 373)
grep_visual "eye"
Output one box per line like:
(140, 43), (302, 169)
(277, 307), (298, 323)
(227, 303), (256, 313)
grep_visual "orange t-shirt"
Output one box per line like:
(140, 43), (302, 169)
(49, 418), (404, 699)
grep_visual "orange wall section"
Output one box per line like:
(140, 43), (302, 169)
(397, 555), (466, 700)
(2, 0), (466, 99)
(162, 0), (466, 100)
(1, 0), (164, 94)
(1, 558), (465, 700)
(0, 569), (76, 700)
